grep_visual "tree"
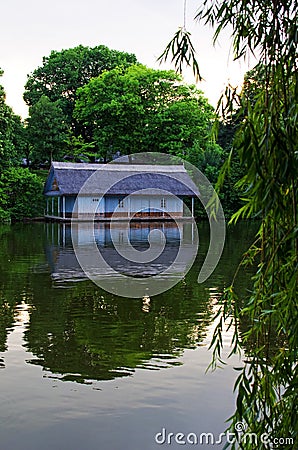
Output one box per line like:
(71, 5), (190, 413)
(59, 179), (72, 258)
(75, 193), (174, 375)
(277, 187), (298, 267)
(161, 1), (297, 448)
(23, 45), (138, 134)
(74, 64), (218, 163)
(0, 69), (23, 169)
(0, 167), (45, 222)
(26, 95), (69, 165)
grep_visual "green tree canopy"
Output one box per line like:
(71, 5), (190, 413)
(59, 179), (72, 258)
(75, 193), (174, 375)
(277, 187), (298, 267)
(74, 64), (218, 164)
(23, 44), (138, 133)
(0, 69), (23, 169)
(26, 95), (69, 165)
(0, 167), (44, 222)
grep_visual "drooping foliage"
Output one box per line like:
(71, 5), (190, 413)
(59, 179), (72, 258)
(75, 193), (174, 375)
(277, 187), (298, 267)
(162, 0), (298, 447)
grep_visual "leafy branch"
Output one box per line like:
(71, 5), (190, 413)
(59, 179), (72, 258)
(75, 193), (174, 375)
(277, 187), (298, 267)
(158, 28), (202, 82)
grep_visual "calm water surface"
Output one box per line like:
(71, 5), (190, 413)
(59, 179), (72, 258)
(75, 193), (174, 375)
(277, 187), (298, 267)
(0, 221), (257, 450)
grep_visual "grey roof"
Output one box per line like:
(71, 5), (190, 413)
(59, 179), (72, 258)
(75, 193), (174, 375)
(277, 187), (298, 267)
(44, 162), (199, 197)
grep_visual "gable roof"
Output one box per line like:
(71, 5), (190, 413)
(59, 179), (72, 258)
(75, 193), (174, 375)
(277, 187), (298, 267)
(44, 162), (199, 197)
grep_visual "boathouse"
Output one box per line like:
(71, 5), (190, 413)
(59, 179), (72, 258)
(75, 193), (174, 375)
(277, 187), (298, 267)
(43, 162), (199, 221)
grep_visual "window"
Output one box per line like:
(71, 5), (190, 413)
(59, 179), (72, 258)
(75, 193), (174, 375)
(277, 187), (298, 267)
(92, 198), (100, 202)
(160, 198), (166, 208)
(118, 198), (124, 208)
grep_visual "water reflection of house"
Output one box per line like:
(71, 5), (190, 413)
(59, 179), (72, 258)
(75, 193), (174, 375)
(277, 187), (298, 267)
(45, 222), (196, 283)
(43, 162), (199, 221)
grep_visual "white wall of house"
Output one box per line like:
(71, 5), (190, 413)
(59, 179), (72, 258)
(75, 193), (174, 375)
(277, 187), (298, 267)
(76, 195), (183, 215)
(115, 195), (183, 215)
(143, 196), (183, 213)
(77, 196), (105, 215)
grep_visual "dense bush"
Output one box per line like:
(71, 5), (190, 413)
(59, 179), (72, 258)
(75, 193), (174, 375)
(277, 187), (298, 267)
(0, 168), (45, 222)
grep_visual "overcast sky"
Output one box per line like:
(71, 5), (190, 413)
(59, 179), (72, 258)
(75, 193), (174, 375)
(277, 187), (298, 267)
(1, 0), (255, 118)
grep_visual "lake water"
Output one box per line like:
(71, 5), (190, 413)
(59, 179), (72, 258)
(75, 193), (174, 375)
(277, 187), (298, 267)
(0, 221), (257, 450)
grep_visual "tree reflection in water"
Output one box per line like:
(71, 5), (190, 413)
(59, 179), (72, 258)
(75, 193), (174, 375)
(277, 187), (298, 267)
(0, 221), (258, 384)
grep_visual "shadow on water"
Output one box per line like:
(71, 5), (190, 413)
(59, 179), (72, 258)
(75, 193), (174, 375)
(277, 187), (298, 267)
(0, 220), (258, 384)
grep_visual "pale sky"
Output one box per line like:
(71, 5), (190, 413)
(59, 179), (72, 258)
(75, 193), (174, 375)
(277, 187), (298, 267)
(0, 0), (254, 119)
